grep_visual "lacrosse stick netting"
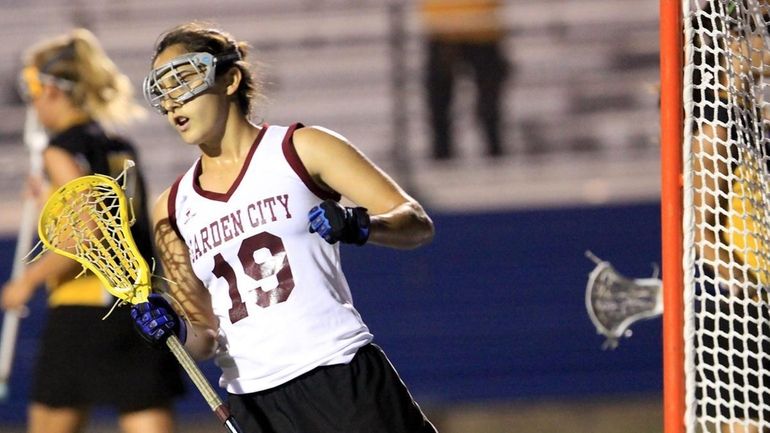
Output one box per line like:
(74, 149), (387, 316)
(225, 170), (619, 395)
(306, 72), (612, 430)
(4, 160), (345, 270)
(37, 170), (150, 305)
(585, 251), (663, 349)
(35, 167), (243, 433)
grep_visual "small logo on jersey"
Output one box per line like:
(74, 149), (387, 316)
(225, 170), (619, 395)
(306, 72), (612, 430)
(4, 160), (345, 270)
(183, 208), (197, 224)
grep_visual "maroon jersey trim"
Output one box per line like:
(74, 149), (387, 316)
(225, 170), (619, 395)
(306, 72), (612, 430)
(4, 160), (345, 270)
(192, 125), (269, 202)
(167, 173), (185, 242)
(282, 123), (341, 201)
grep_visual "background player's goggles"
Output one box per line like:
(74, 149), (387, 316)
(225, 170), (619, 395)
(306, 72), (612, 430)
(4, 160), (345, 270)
(143, 51), (239, 115)
(18, 66), (74, 102)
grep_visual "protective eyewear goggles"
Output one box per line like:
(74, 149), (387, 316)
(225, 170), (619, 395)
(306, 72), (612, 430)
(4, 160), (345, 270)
(18, 66), (74, 102)
(142, 51), (239, 115)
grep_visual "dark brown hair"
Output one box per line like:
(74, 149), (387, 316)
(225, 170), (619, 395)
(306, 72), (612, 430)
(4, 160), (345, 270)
(152, 22), (261, 116)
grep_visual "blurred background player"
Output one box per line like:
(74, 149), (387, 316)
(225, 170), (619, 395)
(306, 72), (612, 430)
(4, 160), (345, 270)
(130, 22), (438, 433)
(690, 1), (770, 432)
(419, 0), (511, 160)
(0, 28), (184, 433)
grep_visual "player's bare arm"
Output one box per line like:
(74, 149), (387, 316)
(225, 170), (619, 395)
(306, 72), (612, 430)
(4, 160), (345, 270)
(153, 188), (219, 360)
(294, 126), (434, 249)
(1, 148), (88, 310)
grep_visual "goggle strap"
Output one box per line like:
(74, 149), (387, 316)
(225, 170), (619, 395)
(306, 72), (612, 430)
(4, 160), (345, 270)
(18, 66), (75, 101)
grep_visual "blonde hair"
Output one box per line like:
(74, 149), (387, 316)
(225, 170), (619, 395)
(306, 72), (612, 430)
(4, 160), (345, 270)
(24, 28), (145, 128)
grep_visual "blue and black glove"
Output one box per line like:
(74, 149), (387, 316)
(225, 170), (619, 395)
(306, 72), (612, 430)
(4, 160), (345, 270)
(130, 293), (186, 348)
(308, 200), (370, 246)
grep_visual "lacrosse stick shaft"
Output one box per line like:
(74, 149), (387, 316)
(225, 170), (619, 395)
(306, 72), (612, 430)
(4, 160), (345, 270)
(0, 192), (39, 399)
(165, 335), (243, 433)
(0, 311), (21, 399)
(0, 107), (48, 399)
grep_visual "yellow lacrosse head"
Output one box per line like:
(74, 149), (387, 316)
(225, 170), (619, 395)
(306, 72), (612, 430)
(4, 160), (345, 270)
(37, 172), (150, 304)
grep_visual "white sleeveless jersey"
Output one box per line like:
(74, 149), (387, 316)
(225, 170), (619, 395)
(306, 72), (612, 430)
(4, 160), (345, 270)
(168, 124), (373, 394)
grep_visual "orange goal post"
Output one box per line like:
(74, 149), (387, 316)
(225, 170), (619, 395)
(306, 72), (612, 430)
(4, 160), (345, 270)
(662, 1), (770, 432)
(660, 0), (683, 431)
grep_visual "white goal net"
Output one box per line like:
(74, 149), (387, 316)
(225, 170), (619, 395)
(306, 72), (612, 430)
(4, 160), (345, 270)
(683, 0), (770, 431)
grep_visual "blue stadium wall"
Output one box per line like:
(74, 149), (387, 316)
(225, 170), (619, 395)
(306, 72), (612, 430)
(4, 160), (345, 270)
(0, 202), (662, 421)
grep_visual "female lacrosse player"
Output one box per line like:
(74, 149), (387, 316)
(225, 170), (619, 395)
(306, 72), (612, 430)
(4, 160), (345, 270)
(130, 22), (437, 433)
(0, 29), (184, 433)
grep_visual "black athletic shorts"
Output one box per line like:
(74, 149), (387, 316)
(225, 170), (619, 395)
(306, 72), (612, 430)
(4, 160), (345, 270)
(695, 297), (770, 420)
(32, 306), (185, 413)
(228, 343), (437, 433)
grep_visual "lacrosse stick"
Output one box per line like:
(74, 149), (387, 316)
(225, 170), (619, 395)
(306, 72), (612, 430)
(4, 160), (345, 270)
(0, 107), (48, 401)
(585, 251), (663, 349)
(35, 161), (242, 433)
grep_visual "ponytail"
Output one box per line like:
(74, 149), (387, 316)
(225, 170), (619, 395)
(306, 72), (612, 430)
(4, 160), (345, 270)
(25, 28), (145, 129)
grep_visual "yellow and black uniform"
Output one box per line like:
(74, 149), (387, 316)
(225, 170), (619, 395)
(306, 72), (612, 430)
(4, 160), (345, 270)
(697, 157), (770, 421)
(420, 0), (510, 159)
(32, 121), (184, 412)
(726, 163), (770, 286)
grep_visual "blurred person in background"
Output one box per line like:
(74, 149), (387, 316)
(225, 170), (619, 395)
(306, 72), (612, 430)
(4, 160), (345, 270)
(0, 28), (184, 433)
(420, 0), (511, 160)
(130, 22), (437, 433)
(690, 1), (770, 432)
